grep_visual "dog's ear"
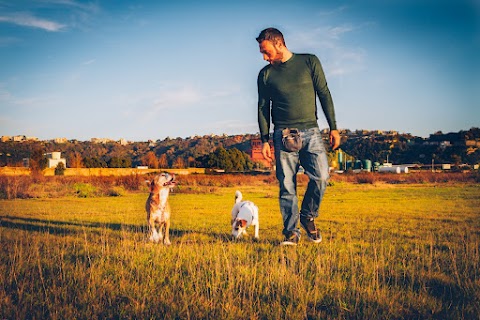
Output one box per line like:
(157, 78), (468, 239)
(145, 180), (155, 192)
(235, 220), (247, 228)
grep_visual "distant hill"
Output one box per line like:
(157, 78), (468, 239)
(1, 128), (479, 169)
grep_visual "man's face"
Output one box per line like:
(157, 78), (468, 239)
(259, 40), (283, 65)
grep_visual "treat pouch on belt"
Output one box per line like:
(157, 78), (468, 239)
(282, 128), (302, 152)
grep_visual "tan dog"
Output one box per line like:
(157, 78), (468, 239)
(145, 172), (176, 245)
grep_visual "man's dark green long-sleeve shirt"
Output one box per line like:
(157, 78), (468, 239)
(257, 53), (337, 143)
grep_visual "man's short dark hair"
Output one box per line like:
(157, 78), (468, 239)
(256, 28), (286, 46)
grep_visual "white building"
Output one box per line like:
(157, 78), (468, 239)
(45, 152), (67, 168)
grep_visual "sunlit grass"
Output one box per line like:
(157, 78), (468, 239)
(0, 181), (479, 319)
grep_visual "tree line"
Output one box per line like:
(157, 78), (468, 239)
(1, 128), (479, 172)
(0, 135), (259, 173)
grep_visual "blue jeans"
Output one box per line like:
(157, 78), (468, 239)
(273, 127), (330, 237)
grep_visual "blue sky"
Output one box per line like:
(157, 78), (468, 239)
(0, 0), (478, 141)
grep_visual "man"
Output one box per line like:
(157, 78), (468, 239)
(256, 27), (340, 245)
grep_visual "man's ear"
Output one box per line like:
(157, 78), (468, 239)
(273, 39), (284, 50)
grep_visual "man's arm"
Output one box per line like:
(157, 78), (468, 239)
(258, 68), (273, 161)
(310, 55), (337, 131)
(257, 68), (271, 144)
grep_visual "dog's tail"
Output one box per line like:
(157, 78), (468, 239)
(235, 190), (242, 204)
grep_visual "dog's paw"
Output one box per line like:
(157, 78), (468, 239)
(150, 234), (161, 243)
(164, 239), (171, 246)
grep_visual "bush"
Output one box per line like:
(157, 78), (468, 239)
(54, 162), (66, 176)
(74, 183), (97, 198)
(329, 171), (480, 185)
(355, 173), (376, 184)
(0, 175), (32, 199)
(107, 186), (126, 197)
(0, 172), (478, 200)
(115, 174), (143, 191)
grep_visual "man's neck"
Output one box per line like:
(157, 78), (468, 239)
(282, 50), (293, 63)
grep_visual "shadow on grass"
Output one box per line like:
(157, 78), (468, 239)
(0, 216), (343, 248)
(0, 215), (240, 244)
(0, 215), (146, 235)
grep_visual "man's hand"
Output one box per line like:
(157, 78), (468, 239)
(262, 142), (273, 162)
(329, 130), (341, 150)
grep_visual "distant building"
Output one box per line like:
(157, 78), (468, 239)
(356, 129), (369, 135)
(53, 137), (68, 143)
(232, 135), (244, 143)
(45, 152), (67, 169)
(91, 138), (114, 144)
(466, 140), (480, 147)
(6, 135), (39, 142)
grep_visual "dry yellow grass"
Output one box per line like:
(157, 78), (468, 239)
(0, 181), (479, 319)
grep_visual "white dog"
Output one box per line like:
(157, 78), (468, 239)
(231, 190), (259, 239)
(145, 172), (176, 245)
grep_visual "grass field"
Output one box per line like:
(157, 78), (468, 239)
(0, 177), (479, 319)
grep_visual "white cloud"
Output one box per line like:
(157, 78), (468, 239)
(109, 84), (239, 124)
(0, 1), (100, 32)
(150, 84), (237, 112)
(0, 84), (58, 109)
(288, 25), (367, 77)
(82, 59), (96, 65)
(152, 86), (203, 110)
(327, 25), (355, 39)
(291, 24), (356, 46)
(38, 0), (99, 13)
(47, 0), (100, 30)
(318, 5), (349, 17)
(0, 86), (12, 101)
(0, 13), (66, 32)
(205, 120), (258, 135)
